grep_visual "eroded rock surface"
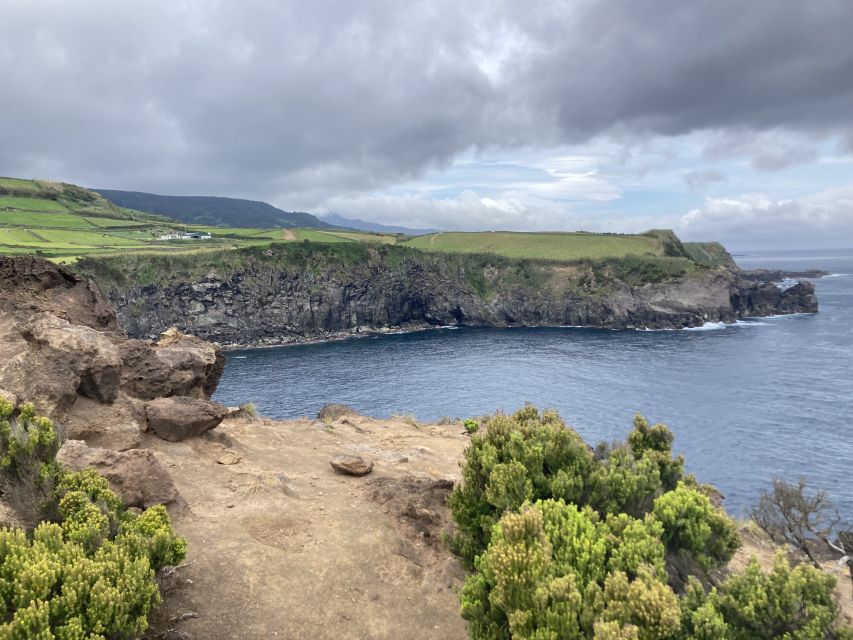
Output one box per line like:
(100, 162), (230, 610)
(56, 439), (179, 508)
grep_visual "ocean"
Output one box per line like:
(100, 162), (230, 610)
(214, 249), (853, 518)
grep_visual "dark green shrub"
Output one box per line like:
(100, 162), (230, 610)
(448, 407), (594, 564)
(460, 499), (678, 640)
(448, 408), (687, 565)
(0, 468), (186, 637)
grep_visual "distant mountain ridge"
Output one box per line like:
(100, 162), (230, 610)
(93, 189), (333, 229)
(320, 212), (439, 236)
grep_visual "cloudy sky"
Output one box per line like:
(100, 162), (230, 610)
(2, 0), (852, 249)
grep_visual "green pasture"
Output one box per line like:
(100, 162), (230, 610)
(402, 231), (663, 261)
(0, 196), (68, 212)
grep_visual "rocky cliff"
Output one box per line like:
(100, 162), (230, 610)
(78, 244), (818, 346)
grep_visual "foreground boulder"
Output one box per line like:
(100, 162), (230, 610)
(330, 454), (374, 476)
(56, 439), (178, 508)
(145, 396), (229, 442)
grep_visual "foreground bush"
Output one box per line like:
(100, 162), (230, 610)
(452, 407), (851, 639)
(461, 499), (677, 639)
(0, 469), (185, 638)
(448, 407), (727, 569)
(0, 401), (186, 638)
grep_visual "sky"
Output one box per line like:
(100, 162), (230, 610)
(2, 1), (853, 250)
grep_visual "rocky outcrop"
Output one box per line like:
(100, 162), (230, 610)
(0, 254), (119, 332)
(145, 396), (229, 442)
(317, 403), (360, 422)
(86, 246), (820, 346)
(56, 439), (179, 508)
(119, 328), (224, 400)
(737, 268), (830, 282)
(0, 255), (225, 440)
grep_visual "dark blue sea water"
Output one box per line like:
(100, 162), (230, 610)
(214, 249), (853, 518)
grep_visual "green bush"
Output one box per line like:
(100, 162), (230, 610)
(652, 484), (739, 570)
(0, 469), (185, 638)
(679, 553), (852, 640)
(460, 499), (678, 640)
(448, 408), (687, 565)
(0, 400), (60, 486)
(448, 407), (594, 564)
(452, 405), (852, 640)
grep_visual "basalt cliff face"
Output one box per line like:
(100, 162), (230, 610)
(81, 245), (818, 346)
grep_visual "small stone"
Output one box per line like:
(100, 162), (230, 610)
(216, 451), (241, 465)
(330, 454), (374, 477)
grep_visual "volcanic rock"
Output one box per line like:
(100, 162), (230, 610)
(145, 396), (229, 442)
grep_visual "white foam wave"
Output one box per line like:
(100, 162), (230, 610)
(683, 321), (729, 331)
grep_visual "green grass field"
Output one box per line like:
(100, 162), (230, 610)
(0, 196), (69, 212)
(402, 231), (663, 261)
(319, 230), (398, 244)
(0, 177), (42, 193)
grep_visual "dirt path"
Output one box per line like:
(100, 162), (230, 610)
(147, 415), (469, 640)
(282, 229), (296, 241)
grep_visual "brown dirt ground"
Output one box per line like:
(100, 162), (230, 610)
(145, 414), (470, 640)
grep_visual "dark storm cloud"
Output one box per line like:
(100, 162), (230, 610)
(1, 0), (851, 202)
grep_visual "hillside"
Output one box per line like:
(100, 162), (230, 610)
(94, 189), (333, 229)
(0, 178), (362, 261)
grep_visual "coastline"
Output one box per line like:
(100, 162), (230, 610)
(213, 307), (819, 351)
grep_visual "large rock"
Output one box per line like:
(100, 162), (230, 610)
(0, 255), (120, 332)
(145, 396), (229, 442)
(56, 439), (178, 508)
(21, 313), (121, 403)
(0, 312), (121, 417)
(119, 328), (224, 400)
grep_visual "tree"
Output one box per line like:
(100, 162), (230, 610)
(752, 477), (841, 568)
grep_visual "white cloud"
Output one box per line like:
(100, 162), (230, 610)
(677, 186), (853, 248)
